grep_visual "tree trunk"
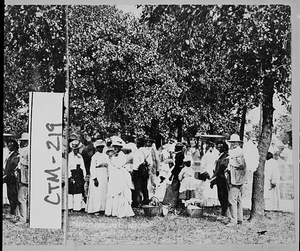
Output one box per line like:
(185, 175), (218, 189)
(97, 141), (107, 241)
(53, 6), (66, 93)
(239, 105), (247, 141)
(175, 116), (183, 142)
(249, 78), (274, 221)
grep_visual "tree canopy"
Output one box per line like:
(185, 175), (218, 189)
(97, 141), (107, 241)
(4, 4), (291, 144)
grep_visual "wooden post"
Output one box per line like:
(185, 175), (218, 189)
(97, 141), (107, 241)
(63, 5), (70, 245)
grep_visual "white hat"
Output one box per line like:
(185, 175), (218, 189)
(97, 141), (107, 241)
(183, 155), (192, 162)
(111, 136), (123, 142)
(228, 134), (243, 142)
(69, 140), (83, 149)
(94, 139), (106, 148)
(122, 142), (137, 152)
(112, 140), (124, 147)
(19, 132), (29, 141)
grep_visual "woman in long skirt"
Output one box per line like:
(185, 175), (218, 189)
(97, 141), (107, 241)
(105, 139), (134, 218)
(86, 140), (109, 214)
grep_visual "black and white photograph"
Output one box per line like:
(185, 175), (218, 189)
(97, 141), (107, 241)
(3, 0), (299, 250)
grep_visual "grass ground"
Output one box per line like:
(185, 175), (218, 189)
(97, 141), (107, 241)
(2, 204), (296, 246)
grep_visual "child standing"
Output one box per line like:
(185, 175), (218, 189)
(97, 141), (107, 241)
(178, 155), (197, 207)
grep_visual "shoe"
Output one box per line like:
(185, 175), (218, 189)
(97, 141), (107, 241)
(15, 221), (27, 226)
(225, 222), (237, 227)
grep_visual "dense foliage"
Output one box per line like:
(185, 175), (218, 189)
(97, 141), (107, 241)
(3, 5), (291, 142)
(3, 4), (292, 220)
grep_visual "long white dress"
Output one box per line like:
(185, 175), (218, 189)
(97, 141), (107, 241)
(3, 146), (10, 205)
(155, 148), (172, 201)
(264, 158), (281, 211)
(86, 151), (109, 213)
(200, 149), (220, 206)
(105, 151), (134, 218)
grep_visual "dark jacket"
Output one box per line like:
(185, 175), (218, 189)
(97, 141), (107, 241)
(211, 152), (229, 186)
(171, 151), (184, 179)
(3, 151), (20, 181)
(68, 166), (85, 194)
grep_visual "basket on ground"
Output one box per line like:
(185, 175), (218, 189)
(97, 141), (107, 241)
(142, 205), (162, 217)
(186, 206), (203, 217)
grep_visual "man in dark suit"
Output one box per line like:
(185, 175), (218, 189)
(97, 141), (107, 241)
(3, 139), (20, 218)
(131, 138), (148, 207)
(210, 141), (229, 216)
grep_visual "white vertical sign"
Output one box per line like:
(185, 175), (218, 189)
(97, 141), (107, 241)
(29, 92), (63, 229)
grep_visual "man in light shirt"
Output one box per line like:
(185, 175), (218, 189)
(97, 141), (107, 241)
(15, 133), (29, 225)
(225, 134), (247, 227)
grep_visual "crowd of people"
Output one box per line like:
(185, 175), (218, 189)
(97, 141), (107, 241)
(3, 132), (283, 227)
(3, 133), (29, 225)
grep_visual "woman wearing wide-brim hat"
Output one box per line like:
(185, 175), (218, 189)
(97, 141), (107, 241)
(86, 140), (109, 215)
(68, 140), (86, 212)
(105, 137), (134, 218)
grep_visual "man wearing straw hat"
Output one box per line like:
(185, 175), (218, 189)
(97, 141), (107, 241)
(15, 133), (30, 225)
(225, 134), (247, 227)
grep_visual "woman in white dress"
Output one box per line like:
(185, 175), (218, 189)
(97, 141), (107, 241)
(200, 143), (220, 206)
(264, 152), (281, 211)
(105, 139), (134, 218)
(3, 141), (10, 205)
(86, 140), (109, 214)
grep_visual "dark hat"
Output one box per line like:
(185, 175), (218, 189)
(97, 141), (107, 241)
(145, 138), (155, 143)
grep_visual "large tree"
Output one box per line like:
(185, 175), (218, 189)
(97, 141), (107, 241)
(68, 5), (188, 139)
(4, 5), (67, 136)
(244, 5), (291, 220)
(140, 4), (291, 220)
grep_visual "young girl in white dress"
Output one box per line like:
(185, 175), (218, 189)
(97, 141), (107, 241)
(178, 155), (197, 206)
